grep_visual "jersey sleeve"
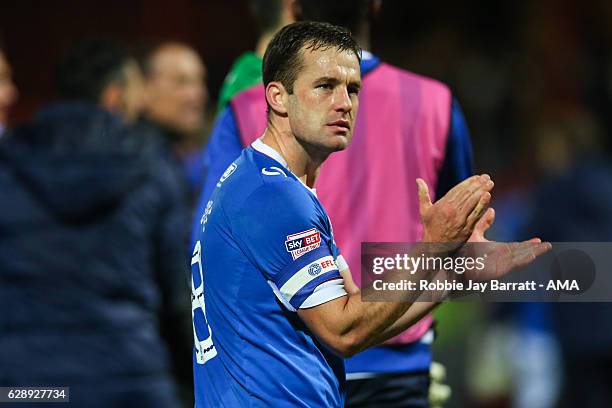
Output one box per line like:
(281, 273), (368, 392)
(232, 183), (347, 312)
(435, 97), (475, 198)
(191, 106), (244, 245)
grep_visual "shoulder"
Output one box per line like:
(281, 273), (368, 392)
(248, 179), (313, 213)
(214, 148), (311, 215)
(235, 176), (313, 222)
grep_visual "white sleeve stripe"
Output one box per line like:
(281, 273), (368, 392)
(279, 255), (337, 301)
(336, 254), (349, 272)
(267, 280), (297, 312)
(300, 278), (347, 309)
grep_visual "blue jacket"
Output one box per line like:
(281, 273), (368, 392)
(0, 102), (191, 407)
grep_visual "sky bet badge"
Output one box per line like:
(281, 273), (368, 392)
(285, 228), (321, 260)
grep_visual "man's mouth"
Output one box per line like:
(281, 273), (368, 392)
(327, 120), (351, 132)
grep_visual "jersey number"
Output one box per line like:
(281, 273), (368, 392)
(191, 240), (218, 364)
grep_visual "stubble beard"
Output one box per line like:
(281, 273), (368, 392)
(296, 131), (350, 165)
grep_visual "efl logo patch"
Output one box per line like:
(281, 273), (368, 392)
(285, 228), (321, 260)
(305, 257), (337, 278)
(308, 263), (322, 276)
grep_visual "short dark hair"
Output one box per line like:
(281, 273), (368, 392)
(298, 0), (371, 35)
(57, 39), (130, 103)
(134, 41), (174, 79)
(134, 41), (196, 79)
(262, 21), (361, 96)
(248, 0), (283, 34)
(133, 42), (159, 78)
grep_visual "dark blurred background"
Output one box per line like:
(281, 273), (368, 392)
(4, 0), (612, 180)
(3, 1), (612, 407)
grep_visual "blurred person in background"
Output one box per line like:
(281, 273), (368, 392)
(194, 1), (473, 406)
(0, 42), (18, 137)
(216, 0), (297, 112)
(522, 109), (612, 408)
(467, 108), (612, 408)
(0, 39), (192, 408)
(137, 42), (208, 201)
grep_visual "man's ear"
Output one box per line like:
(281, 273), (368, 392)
(100, 82), (123, 114)
(265, 81), (289, 116)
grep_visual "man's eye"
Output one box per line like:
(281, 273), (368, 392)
(317, 84), (332, 90)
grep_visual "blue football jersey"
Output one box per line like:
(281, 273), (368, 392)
(191, 139), (348, 407)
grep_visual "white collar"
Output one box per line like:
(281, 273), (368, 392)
(252, 138), (288, 167)
(251, 138), (317, 195)
(362, 50), (374, 60)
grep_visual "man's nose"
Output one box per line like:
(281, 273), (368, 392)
(333, 86), (352, 113)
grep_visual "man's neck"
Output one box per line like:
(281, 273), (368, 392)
(261, 124), (326, 189)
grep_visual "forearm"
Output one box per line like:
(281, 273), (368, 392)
(368, 267), (451, 344)
(339, 292), (414, 354)
(332, 262), (422, 352)
(299, 287), (412, 357)
(302, 260), (447, 357)
(369, 301), (439, 346)
(338, 272), (444, 353)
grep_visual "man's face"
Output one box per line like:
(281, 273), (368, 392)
(144, 45), (207, 135)
(0, 51), (18, 125)
(285, 46), (361, 154)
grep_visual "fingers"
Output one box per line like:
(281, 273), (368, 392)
(510, 241), (552, 269)
(510, 244), (537, 269)
(457, 174), (492, 203)
(422, 174), (495, 243)
(515, 240), (551, 256)
(485, 207), (496, 225)
(459, 177), (494, 213)
(460, 174), (492, 202)
(444, 174), (489, 203)
(416, 178), (432, 217)
(471, 207), (495, 241)
(464, 191), (492, 232)
(531, 241), (552, 256)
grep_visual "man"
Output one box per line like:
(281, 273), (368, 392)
(0, 40), (190, 407)
(138, 42), (208, 196)
(0, 44), (18, 137)
(137, 41), (208, 404)
(191, 22), (548, 407)
(196, 1), (472, 405)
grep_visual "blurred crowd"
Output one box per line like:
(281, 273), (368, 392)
(2, 0), (612, 407)
(0, 38), (204, 407)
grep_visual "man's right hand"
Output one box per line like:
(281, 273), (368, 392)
(464, 207), (552, 280)
(417, 174), (494, 243)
